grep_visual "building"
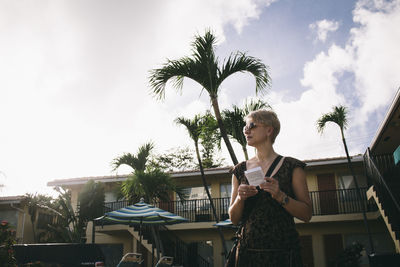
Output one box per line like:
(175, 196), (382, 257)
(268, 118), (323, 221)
(46, 154), (394, 267)
(0, 195), (34, 244)
(46, 89), (400, 267)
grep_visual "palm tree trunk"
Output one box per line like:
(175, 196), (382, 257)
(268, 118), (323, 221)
(242, 145), (249, 160)
(194, 141), (228, 257)
(210, 97), (239, 165)
(340, 128), (375, 254)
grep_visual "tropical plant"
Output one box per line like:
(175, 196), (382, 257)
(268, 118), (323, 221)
(149, 29), (271, 165)
(0, 220), (17, 266)
(317, 105), (374, 253)
(223, 99), (271, 160)
(113, 143), (184, 204)
(175, 114), (228, 256)
(41, 187), (85, 243)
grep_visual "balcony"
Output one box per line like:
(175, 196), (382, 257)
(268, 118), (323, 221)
(103, 188), (377, 223)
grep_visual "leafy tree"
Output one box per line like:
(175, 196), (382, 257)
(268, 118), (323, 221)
(223, 99), (271, 160)
(198, 111), (224, 168)
(149, 147), (197, 172)
(317, 105), (374, 253)
(175, 114), (228, 256)
(113, 143), (184, 204)
(149, 29), (271, 166)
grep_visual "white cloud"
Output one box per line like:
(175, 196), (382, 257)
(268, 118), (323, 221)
(274, 0), (400, 159)
(310, 19), (340, 42)
(0, 0), (274, 196)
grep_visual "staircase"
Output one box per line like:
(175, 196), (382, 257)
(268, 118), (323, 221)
(364, 151), (400, 253)
(159, 225), (211, 267)
(129, 224), (211, 267)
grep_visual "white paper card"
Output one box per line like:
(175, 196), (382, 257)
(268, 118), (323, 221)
(244, 166), (265, 186)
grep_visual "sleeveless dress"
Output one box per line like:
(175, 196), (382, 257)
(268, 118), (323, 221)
(232, 157), (306, 267)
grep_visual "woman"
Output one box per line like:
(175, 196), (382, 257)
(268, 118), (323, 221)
(228, 109), (312, 267)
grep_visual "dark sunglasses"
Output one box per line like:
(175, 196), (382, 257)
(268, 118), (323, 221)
(243, 122), (258, 132)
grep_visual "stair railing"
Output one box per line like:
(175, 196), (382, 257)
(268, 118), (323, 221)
(364, 148), (400, 215)
(158, 224), (211, 267)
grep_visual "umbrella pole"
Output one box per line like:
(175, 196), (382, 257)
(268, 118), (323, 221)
(92, 220), (95, 244)
(151, 226), (161, 261)
(139, 218), (143, 255)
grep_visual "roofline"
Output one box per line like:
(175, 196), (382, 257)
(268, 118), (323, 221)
(0, 195), (25, 204)
(370, 87), (400, 152)
(46, 155), (362, 187)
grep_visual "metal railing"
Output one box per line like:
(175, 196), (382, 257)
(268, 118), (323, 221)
(159, 224), (211, 267)
(364, 149), (400, 219)
(103, 189), (376, 221)
(309, 187), (377, 216)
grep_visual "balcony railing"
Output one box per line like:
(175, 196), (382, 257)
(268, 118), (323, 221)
(310, 187), (377, 216)
(103, 188), (377, 222)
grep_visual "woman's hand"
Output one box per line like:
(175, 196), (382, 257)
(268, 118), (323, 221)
(259, 177), (284, 202)
(237, 183), (258, 200)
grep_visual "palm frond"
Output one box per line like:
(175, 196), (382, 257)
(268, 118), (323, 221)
(243, 98), (272, 115)
(217, 52), (271, 95)
(222, 105), (246, 147)
(175, 115), (202, 142)
(112, 142), (154, 172)
(317, 105), (348, 133)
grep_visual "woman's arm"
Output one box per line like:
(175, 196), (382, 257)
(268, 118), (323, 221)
(262, 167), (312, 222)
(228, 174), (257, 225)
(283, 167), (312, 222)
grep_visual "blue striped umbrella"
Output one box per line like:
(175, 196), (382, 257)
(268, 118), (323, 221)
(94, 198), (187, 258)
(96, 198), (188, 225)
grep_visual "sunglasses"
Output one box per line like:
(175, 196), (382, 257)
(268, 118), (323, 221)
(243, 122), (259, 132)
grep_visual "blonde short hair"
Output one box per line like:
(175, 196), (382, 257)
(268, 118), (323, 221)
(245, 109), (280, 144)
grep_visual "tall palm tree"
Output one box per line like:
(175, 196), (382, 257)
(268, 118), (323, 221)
(317, 105), (375, 253)
(149, 29), (271, 165)
(223, 99), (271, 160)
(175, 115), (228, 256)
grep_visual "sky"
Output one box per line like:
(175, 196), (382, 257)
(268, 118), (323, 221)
(0, 0), (399, 197)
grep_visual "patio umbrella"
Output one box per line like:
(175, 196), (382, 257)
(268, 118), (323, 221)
(94, 198), (187, 260)
(213, 219), (238, 229)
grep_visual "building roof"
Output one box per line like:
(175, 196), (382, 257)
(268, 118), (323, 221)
(46, 155), (362, 187)
(369, 87), (400, 155)
(0, 195), (25, 204)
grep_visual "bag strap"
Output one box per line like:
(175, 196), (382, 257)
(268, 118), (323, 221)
(265, 155), (283, 177)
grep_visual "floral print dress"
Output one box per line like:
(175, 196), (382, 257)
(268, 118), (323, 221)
(233, 157), (306, 267)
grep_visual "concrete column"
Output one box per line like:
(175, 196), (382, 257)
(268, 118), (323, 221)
(313, 234), (326, 267)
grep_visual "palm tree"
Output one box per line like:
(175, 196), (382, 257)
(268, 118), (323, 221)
(112, 142), (154, 172)
(113, 142), (184, 204)
(149, 29), (271, 165)
(175, 115), (228, 256)
(223, 99), (271, 160)
(317, 105), (375, 254)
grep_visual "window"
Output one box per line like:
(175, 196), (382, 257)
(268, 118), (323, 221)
(338, 174), (367, 202)
(220, 183), (231, 198)
(179, 186), (211, 200)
